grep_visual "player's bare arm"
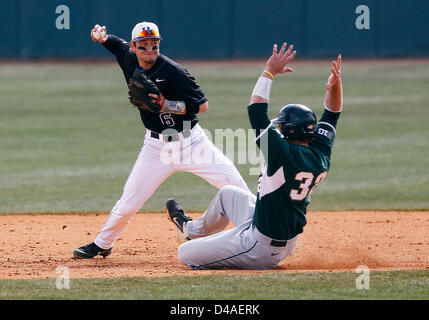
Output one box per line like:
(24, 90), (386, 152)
(324, 54), (343, 112)
(91, 24), (108, 43)
(198, 101), (209, 113)
(250, 42), (296, 105)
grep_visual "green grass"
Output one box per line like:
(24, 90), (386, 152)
(1, 60), (429, 213)
(0, 271), (428, 300)
(1, 61), (428, 301)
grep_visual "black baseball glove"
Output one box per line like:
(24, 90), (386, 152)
(127, 70), (163, 112)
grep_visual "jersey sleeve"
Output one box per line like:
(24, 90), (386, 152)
(248, 103), (289, 169)
(174, 68), (207, 114)
(102, 35), (135, 74)
(310, 107), (341, 157)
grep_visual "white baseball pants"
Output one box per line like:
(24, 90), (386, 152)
(179, 185), (298, 270)
(94, 124), (249, 249)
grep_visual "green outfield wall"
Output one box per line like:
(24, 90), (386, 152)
(1, 0), (428, 59)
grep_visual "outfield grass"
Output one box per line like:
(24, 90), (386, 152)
(0, 270), (428, 300)
(1, 60), (428, 213)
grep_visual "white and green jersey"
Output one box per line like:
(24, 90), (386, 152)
(248, 103), (341, 240)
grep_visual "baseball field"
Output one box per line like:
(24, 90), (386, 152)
(0, 59), (428, 300)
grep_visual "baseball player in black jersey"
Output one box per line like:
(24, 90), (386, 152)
(73, 22), (249, 259)
(166, 44), (343, 269)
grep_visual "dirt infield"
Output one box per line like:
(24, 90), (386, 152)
(1, 211), (428, 279)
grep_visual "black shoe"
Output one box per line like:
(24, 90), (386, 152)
(166, 198), (192, 243)
(73, 242), (112, 259)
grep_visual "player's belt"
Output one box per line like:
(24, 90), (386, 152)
(270, 240), (287, 247)
(252, 224), (288, 247)
(150, 129), (191, 142)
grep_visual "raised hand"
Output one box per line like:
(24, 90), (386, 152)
(90, 24), (108, 43)
(324, 54), (343, 111)
(250, 42), (297, 104)
(264, 43), (297, 77)
(326, 54), (342, 91)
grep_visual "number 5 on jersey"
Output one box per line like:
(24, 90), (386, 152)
(290, 171), (328, 201)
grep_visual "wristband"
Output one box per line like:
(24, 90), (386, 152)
(263, 70), (275, 79)
(251, 77), (273, 101)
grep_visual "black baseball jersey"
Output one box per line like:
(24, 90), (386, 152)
(102, 35), (207, 133)
(248, 103), (341, 240)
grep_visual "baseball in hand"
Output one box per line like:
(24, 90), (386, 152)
(92, 27), (102, 40)
(92, 27), (107, 41)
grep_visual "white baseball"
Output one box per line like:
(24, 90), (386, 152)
(92, 27), (102, 40)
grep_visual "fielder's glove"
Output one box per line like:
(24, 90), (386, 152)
(127, 70), (163, 112)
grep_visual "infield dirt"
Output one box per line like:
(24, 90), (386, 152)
(1, 211), (428, 279)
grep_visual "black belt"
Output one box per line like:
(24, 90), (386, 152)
(150, 129), (191, 142)
(251, 224), (288, 247)
(270, 240), (288, 247)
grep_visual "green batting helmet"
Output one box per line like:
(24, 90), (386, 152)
(272, 104), (317, 142)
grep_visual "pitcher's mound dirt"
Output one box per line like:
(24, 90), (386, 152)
(0, 211), (428, 279)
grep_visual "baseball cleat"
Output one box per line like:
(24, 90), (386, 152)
(166, 198), (192, 243)
(73, 242), (112, 259)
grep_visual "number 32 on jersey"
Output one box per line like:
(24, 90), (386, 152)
(290, 171), (328, 201)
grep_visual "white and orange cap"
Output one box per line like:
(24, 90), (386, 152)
(131, 22), (161, 42)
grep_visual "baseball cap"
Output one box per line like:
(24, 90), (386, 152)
(131, 22), (161, 42)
